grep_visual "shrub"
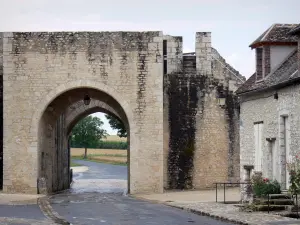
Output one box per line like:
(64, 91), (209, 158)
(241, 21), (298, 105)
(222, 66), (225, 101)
(252, 173), (281, 197)
(97, 141), (128, 149)
(70, 140), (128, 150)
(287, 154), (300, 194)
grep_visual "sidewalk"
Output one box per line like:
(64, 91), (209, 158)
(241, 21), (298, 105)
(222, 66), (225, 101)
(0, 193), (55, 225)
(133, 188), (300, 225)
(0, 193), (44, 205)
(0, 192), (44, 205)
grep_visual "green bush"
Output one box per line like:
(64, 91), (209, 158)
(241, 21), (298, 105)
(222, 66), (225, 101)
(97, 141), (128, 149)
(287, 155), (300, 195)
(252, 173), (281, 197)
(70, 140), (128, 150)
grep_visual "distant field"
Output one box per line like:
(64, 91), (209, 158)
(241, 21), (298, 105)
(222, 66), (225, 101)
(103, 135), (127, 142)
(71, 148), (127, 157)
(71, 148), (127, 165)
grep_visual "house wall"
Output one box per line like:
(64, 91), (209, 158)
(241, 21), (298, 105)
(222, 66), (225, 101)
(240, 85), (300, 188)
(270, 46), (297, 71)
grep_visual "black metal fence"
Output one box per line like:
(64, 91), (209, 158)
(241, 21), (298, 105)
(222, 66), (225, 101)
(215, 182), (249, 204)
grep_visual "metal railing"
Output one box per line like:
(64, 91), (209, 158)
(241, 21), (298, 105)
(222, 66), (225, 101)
(215, 182), (249, 204)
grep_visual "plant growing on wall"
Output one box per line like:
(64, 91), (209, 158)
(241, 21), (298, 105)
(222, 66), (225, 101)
(70, 116), (107, 158)
(251, 173), (281, 197)
(287, 154), (300, 194)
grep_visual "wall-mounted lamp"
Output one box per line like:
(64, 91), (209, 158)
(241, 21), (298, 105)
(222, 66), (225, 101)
(83, 94), (91, 106)
(218, 92), (226, 107)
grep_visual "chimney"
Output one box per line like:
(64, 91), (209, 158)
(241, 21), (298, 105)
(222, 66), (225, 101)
(195, 32), (212, 76)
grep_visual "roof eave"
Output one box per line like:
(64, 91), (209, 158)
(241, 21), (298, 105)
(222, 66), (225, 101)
(249, 41), (298, 49)
(237, 77), (300, 96)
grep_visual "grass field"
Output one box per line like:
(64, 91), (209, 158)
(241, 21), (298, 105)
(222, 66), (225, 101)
(71, 148), (127, 156)
(103, 135), (127, 142)
(71, 148), (127, 166)
(70, 161), (82, 167)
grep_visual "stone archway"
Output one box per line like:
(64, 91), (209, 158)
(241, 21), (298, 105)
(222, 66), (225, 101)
(32, 81), (133, 194)
(64, 98), (130, 193)
(65, 99), (125, 136)
(2, 32), (164, 195)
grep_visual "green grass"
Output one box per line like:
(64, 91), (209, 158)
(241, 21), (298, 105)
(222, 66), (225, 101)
(70, 161), (82, 167)
(71, 156), (127, 166)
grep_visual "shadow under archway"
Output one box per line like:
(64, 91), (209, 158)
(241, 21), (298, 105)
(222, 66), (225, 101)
(37, 87), (130, 195)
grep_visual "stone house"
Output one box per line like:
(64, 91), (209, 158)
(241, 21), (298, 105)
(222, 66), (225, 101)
(237, 24), (300, 190)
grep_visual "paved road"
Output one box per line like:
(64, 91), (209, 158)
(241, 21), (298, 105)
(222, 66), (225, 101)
(50, 192), (234, 225)
(49, 160), (234, 225)
(72, 159), (127, 180)
(70, 159), (128, 194)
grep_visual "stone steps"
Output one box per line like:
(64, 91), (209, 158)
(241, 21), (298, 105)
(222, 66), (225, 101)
(253, 198), (294, 205)
(252, 194), (295, 212)
(268, 194), (292, 199)
(251, 204), (288, 212)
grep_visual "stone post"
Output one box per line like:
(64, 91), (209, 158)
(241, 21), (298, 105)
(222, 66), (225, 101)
(241, 165), (254, 203)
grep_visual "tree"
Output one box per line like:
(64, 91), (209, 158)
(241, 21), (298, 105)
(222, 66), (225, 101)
(105, 114), (127, 138)
(70, 116), (107, 158)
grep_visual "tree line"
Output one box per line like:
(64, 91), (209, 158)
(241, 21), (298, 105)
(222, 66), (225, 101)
(70, 115), (127, 158)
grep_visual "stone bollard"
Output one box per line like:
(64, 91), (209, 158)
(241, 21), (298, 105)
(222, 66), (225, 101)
(37, 177), (47, 195)
(241, 165), (254, 203)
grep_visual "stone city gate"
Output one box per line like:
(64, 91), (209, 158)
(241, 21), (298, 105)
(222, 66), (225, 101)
(0, 31), (245, 195)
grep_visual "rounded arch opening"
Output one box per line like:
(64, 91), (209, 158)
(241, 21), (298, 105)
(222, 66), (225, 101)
(35, 83), (132, 194)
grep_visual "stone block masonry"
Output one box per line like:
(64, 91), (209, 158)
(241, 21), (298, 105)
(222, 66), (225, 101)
(0, 30), (245, 194)
(2, 31), (164, 194)
(164, 32), (245, 190)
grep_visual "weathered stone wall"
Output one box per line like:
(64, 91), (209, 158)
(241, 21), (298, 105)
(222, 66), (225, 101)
(298, 40), (300, 73)
(2, 32), (164, 194)
(0, 33), (3, 190)
(164, 32), (244, 190)
(162, 35), (183, 188)
(239, 85), (300, 188)
(2, 30), (244, 193)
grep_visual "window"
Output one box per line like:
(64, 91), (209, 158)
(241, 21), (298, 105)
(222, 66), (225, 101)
(266, 138), (277, 180)
(282, 116), (290, 189)
(163, 40), (167, 74)
(256, 48), (263, 81)
(254, 122), (264, 171)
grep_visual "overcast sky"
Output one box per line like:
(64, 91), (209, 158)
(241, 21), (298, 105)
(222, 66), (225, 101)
(0, 0), (298, 134)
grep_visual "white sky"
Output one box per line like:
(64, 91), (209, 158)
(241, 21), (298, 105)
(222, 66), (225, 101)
(0, 0), (298, 134)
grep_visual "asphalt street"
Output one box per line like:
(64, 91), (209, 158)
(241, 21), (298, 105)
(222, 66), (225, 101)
(0, 160), (235, 225)
(48, 160), (234, 225)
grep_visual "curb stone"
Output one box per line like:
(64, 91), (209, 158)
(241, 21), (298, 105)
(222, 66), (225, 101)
(37, 196), (72, 225)
(166, 204), (248, 225)
(132, 195), (246, 224)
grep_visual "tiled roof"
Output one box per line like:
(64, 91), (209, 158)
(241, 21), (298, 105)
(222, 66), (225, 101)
(249, 24), (299, 48)
(236, 49), (299, 95)
(288, 24), (300, 35)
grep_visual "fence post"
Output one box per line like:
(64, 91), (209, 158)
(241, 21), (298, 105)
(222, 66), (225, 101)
(268, 193), (270, 214)
(216, 183), (218, 202)
(297, 194), (298, 219)
(224, 183), (226, 204)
